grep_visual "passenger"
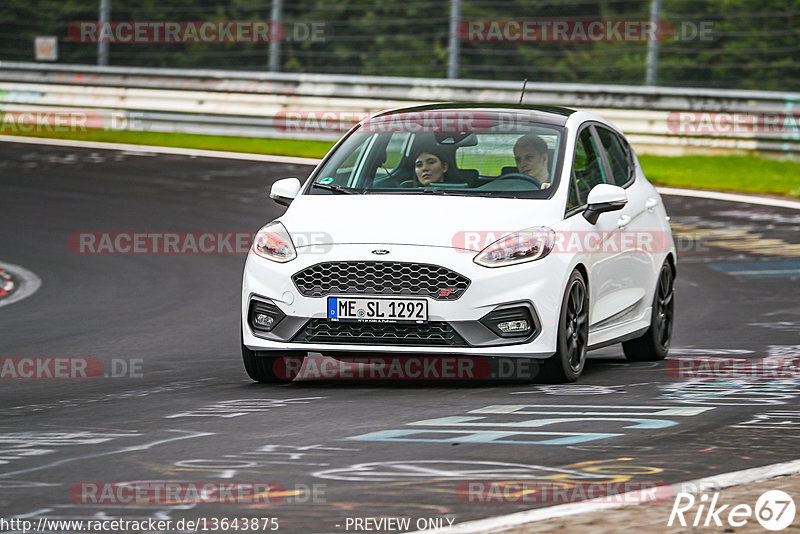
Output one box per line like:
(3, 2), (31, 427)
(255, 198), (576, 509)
(413, 148), (450, 186)
(513, 134), (550, 188)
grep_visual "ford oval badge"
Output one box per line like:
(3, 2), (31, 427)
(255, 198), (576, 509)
(371, 249), (390, 255)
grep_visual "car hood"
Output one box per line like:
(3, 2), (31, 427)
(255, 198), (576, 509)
(279, 194), (564, 251)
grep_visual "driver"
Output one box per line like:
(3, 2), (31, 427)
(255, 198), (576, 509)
(413, 147), (451, 186)
(513, 134), (550, 188)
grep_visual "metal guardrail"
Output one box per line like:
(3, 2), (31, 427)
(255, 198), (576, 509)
(1, 61), (799, 156)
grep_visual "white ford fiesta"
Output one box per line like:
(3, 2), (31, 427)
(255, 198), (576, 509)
(241, 104), (676, 383)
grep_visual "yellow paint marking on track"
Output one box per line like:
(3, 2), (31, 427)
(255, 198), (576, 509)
(722, 269), (800, 275)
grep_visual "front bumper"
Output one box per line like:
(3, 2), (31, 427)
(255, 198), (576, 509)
(242, 244), (564, 358)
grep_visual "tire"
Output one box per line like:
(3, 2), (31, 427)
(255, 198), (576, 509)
(539, 270), (589, 383)
(622, 261), (675, 362)
(241, 330), (306, 383)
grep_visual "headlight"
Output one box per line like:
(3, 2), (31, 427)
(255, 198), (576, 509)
(252, 221), (296, 262)
(473, 228), (555, 268)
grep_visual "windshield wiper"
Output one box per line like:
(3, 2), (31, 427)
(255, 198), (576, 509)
(420, 188), (501, 197)
(310, 182), (358, 194)
(420, 188), (451, 195)
(439, 190), (497, 197)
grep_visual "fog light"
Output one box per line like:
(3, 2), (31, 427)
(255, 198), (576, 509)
(479, 304), (538, 339)
(497, 319), (530, 333)
(249, 299), (286, 333)
(254, 313), (274, 328)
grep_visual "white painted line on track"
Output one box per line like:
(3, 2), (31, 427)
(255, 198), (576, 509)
(0, 135), (321, 166)
(417, 458), (800, 533)
(2, 136), (799, 210)
(657, 186), (800, 210)
(0, 261), (42, 308)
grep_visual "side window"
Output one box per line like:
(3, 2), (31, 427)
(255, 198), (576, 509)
(328, 136), (370, 185)
(595, 127), (632, 186)
(382, 133), (412, 171)
(572, 127), (605, 200)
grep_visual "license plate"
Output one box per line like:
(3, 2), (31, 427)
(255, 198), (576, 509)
(327, 297), (427, 323)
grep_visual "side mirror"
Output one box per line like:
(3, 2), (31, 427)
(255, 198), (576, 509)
(269, 177), (302, 207)
(583, 184), (627, 224)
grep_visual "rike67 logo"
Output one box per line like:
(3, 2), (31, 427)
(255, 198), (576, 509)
(669, 489), (796, 531)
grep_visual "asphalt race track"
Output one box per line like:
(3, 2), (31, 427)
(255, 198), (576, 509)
(1, 141), (799, 533)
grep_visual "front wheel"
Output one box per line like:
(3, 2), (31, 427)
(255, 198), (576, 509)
(622, 261), (675, 361)
(241, 331), (306, 383)
(539, 270), (589, 383)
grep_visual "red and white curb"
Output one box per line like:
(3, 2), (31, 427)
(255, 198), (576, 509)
(0, 261), (41, 308)
(0, 268), (13, 298)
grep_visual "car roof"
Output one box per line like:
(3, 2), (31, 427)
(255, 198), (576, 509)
(369, 103), (576, 127)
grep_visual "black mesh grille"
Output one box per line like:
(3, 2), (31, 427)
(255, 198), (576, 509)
(292, 262), (470, 300)
(250, 300), (281, 317)
(293, 319), (468, 346)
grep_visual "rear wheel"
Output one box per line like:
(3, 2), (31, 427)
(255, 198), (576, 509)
(540, 270), (589, 383)
(241, 330), (306, 383)
(623, 261), (674, 361)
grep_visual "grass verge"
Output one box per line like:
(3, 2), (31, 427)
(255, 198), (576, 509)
(0, 129), (336, 159)
(638, 154), (800, 199)
(1, 130), (798, 198)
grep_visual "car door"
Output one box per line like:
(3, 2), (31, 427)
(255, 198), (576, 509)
(564, 124), (649, 333)
(592, 124), (657, 328)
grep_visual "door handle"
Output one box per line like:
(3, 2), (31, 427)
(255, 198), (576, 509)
(645, 198), (658, 211)
(617, 215), (632, 229)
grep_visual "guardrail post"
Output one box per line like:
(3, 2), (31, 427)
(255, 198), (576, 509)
(98, 0), (111, 66)
(645, 0), (662, 86)
(447, 0), (462, 79)
(269, 0), (283, 72)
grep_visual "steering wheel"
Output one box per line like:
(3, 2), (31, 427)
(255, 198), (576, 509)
(495, 172), (543, 188)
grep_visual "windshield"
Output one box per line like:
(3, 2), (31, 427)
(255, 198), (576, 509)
(307, 111), (565, 199)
